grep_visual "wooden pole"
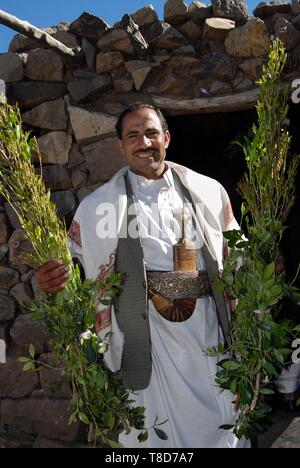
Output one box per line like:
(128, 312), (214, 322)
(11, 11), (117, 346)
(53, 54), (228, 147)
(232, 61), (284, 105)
(0, 9), (79, 57)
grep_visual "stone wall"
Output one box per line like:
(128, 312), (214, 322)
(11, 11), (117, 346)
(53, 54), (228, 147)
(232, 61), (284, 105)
(1, 0), (300, 447)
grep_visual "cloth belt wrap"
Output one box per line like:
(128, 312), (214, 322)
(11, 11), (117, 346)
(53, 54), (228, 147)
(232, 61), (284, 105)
(114, 170), (231, 391)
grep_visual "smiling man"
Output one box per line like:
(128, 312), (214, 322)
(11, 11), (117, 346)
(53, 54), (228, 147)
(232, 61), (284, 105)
(37, 104), (250, 448)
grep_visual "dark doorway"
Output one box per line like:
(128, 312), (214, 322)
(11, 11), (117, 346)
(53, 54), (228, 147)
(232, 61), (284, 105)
(166, 109), (256, 220)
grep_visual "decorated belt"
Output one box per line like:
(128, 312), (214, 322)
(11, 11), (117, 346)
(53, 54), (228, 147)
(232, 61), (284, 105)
(146, 271), (212, 322)
(146, 271), (212, 300)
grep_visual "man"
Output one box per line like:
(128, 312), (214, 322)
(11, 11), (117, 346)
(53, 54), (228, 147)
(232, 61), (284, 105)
(37, 104), (249, 448)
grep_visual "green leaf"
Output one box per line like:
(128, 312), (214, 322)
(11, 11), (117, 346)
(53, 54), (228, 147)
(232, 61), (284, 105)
(104, 411), (115, 431)
(29, 344), (35, 359)
(106, 439), (120, 448)
(273, 348), (284, 364)
(138, 431), (149, 443)
(78, 412), (90, 425)
(18, 357), (30, 363)
(263, 360), (278, 377)
(263, 263), (275, 281)
(23, 362), (34, 372)
(154, 427), (168, 440)
(219, 424), (235, 430)
(259, 388), (275, 395)
(220, 360), (241, 371)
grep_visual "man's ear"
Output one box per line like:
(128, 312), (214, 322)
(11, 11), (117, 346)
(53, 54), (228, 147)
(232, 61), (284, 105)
(164, 130), (171, 149)
(117, 138), (125, 155)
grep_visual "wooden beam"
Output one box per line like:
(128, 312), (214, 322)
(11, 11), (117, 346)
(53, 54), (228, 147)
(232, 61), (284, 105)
(0, 9), (79, 57)
(152, 88), (260, 115)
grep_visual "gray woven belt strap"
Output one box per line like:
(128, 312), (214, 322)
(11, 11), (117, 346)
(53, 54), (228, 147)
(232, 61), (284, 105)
(146, 270), (212, 300)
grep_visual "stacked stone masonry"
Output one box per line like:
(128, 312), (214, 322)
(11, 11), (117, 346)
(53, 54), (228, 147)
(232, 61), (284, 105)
(1, 0), (300, 447)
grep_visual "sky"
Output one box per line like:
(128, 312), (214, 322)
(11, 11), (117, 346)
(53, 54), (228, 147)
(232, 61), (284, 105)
(0, 1), (261, 52)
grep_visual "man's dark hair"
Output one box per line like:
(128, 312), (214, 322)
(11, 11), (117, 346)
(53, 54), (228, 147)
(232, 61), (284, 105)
(115, 103), (168, 139)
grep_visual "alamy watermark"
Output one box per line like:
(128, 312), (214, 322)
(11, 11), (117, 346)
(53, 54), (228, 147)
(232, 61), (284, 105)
(0, 339), (6, 364)
(0, 79), (6, 104)
(95, 200), (206, 249)
(292, 339), (300, 364)
(291, 79), (300, 104)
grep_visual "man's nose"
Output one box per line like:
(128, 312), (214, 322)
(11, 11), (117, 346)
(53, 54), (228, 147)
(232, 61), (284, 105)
(140, 135), (152, 147)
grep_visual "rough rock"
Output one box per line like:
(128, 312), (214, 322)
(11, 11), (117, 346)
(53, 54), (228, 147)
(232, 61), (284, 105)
(50, 191), (76, 219)
(69, 12), (110, 41)
(274, 17), (300, 50)
(130, 5), (158, 26)
(192, 53), (235, 80)
(150, 22), (188, 50)
(0, 267), (19, 290)
(254, 1), (291, 19)
(203, 18), (235, 39)
(188, 1), (213, 22)
(39, 353), (72, 399)
(37, 165), (72, 191)
(4, 203), (22, 230)
(125, 60), (152, 90)
(0, 294), (16, 321)
(96, 51), (124, 74)
(1, 399), (80, 441)
(0, 53), (23, 82)
(112, 68), (135, 93)
(68, 144), (85, 168)
(225, 18), (270, 57)
(22, 99), (68, 131)
(33, 437), (68, 448)
(38, 132), (72, 165)
(67, 72), (111, 102)
(0, 245), (8, 263)
(71, 164), (87, 190)
(68, 106), (117, 146)
(8, 34), (40, 53)
(292, 0), (300, 16)
(239, 58), (265, 80)
(25, 49), (64, 82)
(51, 30), (80, 49)
(9, 230), (34, 266)
(97, 30), (135, 55)
(10, 313), (50, 354)
(180, 21), (203, 43)
(10, 282), (34, 312)
(157, 73), (192, 96)
(83, 137), (127, 183)
(164, 0), (189, 25)
(212, 0), (248, 21)
(7, 82), (67, 110)
(0, 213), (10, 244)
(234, 77), (254, 91)
(82, 38), (96, 70)
(209, 80), (232, 94)
(0, 356), (39, 398)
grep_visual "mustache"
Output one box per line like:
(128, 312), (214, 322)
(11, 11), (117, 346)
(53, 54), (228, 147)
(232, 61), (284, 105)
(134, 149), (156, 156)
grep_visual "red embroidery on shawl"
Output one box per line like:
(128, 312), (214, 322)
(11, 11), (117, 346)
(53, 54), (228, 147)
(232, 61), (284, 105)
(225, 202), (234, 227)
(68, 220), (82, 247)
(95, 308), (112, 333)
(97, 251), (116, 280)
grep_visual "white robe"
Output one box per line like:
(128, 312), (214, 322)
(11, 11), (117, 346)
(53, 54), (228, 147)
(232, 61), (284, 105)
(68, 163), (250, 448)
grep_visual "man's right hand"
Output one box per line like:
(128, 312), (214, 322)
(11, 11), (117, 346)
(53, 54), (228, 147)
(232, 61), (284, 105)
(36, 259), (70, 294)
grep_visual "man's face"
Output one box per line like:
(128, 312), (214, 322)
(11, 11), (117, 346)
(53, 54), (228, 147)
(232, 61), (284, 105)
(117, 108), (171, 179)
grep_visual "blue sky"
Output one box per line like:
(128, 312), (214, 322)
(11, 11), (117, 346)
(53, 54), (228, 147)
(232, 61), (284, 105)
(0, 1), (261, 52)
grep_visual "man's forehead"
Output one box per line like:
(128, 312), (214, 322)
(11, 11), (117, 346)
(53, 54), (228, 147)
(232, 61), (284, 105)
(122, 108), (162, 130)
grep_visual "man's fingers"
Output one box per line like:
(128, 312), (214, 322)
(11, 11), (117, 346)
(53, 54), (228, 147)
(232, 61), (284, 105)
(38, 259), (64, 273)
(46, 283), (67, 294)
(39, 270), (69, 290)
(40, 265), (69, 282)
